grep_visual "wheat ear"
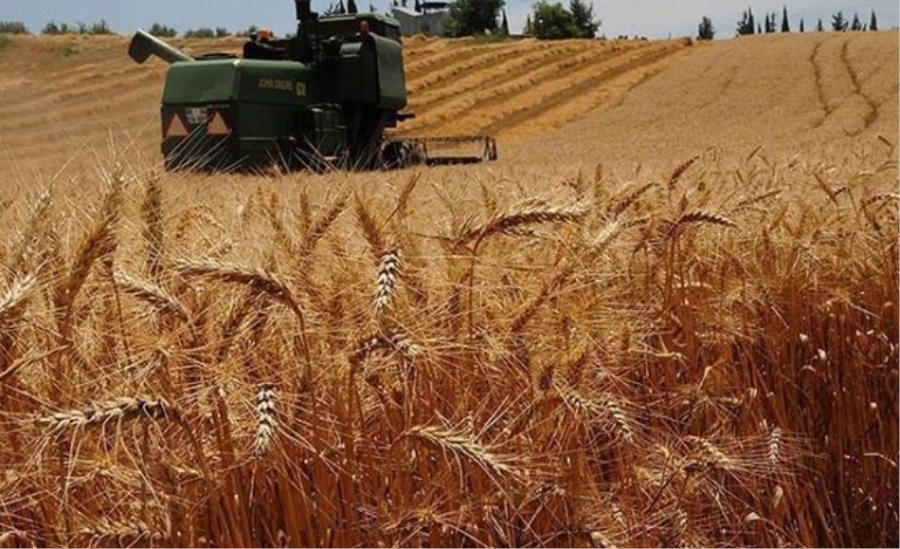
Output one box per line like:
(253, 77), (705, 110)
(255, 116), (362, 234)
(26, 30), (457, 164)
(355, 197), (386, 257)
(78, 519), (167, 545)
(302, 194), (348, 255)
(254, 384), (277, 457)
(768, 427), (782, 466)
(374, 249), (401, 313)
(456, 199), (590, 248)
(672, 210), (737, 231)
(114, 271), (188, 321)
(667, 155), (699, 189)
(39, 396), (174, 432)
(0, 274), (37, 326)
(174, 258), (301, 316)
(608, 182), (655, 218)
(405, 424), (517, 476)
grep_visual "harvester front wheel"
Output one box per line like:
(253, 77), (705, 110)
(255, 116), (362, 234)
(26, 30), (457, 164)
(379, 141), (423, 170)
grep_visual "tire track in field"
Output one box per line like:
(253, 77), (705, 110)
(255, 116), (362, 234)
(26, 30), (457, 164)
(404, 42), (513, 80)
(1, 69), (161, 120)
(478, 42), (687, 136)
(408, 42), (592, 112)
(406, 40), (545, 94)
(508, 44), (692, 137)
(406, 42), (646, 135)
(0, 84), (161, 139)
(840, 38), (880, 133)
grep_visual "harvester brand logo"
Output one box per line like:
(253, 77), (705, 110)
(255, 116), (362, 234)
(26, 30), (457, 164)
(258, 78), (294, 91)
(164, 114), (189, 138)
(185, 107), (209, 125)
(296, 82), (306, 97)
(206, 112), (230, 136)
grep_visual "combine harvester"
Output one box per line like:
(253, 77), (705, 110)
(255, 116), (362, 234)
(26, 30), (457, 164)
(129, 0), (498, 171)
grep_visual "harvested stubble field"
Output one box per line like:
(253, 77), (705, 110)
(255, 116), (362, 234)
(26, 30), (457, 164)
(0, 30), (898, 548)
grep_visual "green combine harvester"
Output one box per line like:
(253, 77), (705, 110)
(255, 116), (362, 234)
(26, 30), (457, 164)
(129, 0), (498, 171)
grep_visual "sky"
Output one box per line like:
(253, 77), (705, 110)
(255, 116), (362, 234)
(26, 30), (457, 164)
(1, 1), (897, 39)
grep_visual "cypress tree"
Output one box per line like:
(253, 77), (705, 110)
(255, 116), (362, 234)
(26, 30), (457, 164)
(501, 9), (510, 35)
(799, 18), (804, 32)
(781, 6), (790, 32)
(697, 16), (715, 40)
(850, 13), (862, 31)
(831, 11), (848, 31)
(348, 0), (358, 14)
(816, 18), (823, 32)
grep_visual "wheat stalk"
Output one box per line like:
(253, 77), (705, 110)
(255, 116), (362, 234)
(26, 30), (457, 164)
(39, 396), (174, 432)
(141, 174), (164, 280)
(254, 384), (277, 457)
(374, 249), (401, 313)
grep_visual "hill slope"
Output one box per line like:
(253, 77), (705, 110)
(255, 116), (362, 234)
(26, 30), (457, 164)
(0, 31), (896, 179)
(513, 31), (899, 172)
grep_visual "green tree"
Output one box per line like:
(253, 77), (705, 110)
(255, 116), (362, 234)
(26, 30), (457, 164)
(524, 14), (534, 34)
(736, 7), (755, 36)
(850, 13), (862, 31)
(531, 1), (578, 39)
(501, 9), (510, 35)
(148, 23), (178, 37)
(569, 0), (598, 38)
(869, 10), (878, 31)
(831, 11), (848, 31)
(348, 0), (359, 14)
(445, 0), (504, 36)
(215, 27), (230, 37)
(780, 6), (790, 32)
(89, 20), (112, 34)
(0, 21), (29, 34)
(816, 18), (823, 32)
(184, 27), (216, 38)
(799, 18), (804, 32)
(697, 16), (714, 40)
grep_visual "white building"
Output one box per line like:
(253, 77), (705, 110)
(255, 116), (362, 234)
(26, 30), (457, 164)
(390, 6), (449, 36)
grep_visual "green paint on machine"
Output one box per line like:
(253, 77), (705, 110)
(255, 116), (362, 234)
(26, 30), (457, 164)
(130, 1), (498, 171)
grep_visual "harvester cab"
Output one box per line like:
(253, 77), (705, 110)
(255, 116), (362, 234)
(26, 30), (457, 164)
(128, 0), (498, 171)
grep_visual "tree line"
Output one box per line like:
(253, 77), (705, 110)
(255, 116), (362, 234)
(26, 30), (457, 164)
(700, 5), (881, 40)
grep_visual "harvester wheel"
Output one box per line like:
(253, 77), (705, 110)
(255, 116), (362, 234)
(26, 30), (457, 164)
(380, 141), (423, 170)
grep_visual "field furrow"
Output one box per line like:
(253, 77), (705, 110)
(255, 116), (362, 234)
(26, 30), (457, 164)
(403, 41), (648, 134)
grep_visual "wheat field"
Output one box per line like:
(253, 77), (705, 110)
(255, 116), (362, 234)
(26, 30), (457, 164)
(0, 30), (898, 548)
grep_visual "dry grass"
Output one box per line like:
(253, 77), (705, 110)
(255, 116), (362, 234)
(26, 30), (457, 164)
(0, 29), (897, 549)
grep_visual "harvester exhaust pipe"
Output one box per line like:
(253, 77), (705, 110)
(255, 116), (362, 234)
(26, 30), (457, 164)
(128, 29), (193, 65)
